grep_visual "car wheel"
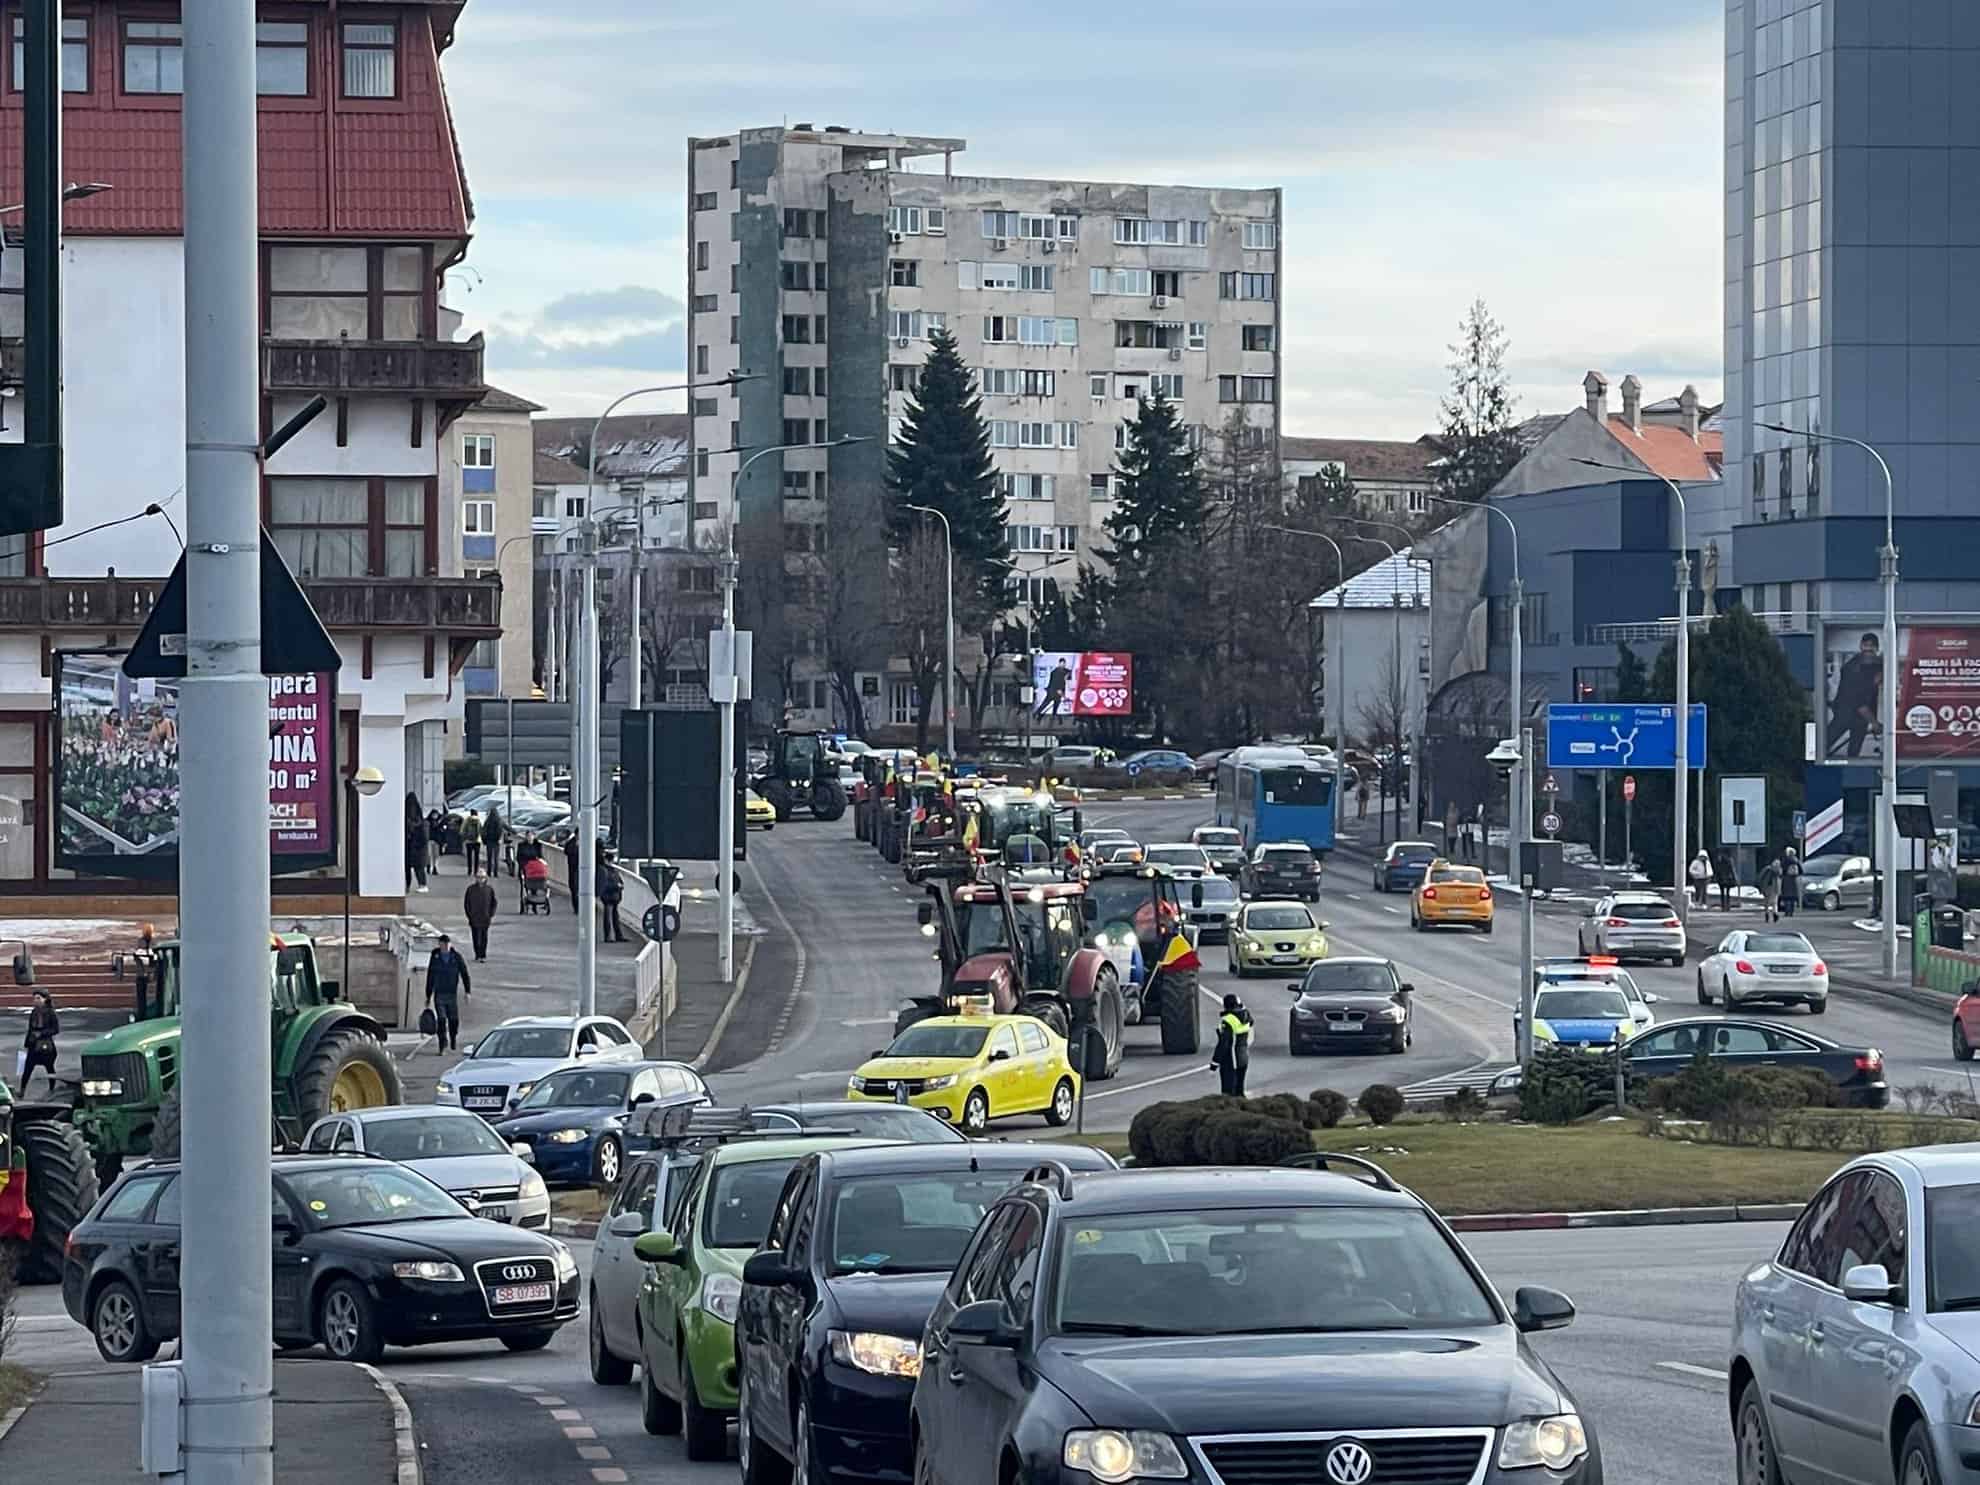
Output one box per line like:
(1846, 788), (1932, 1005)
(1824, 891), (1840, 912)
(318, 1279), (383, 1364)
(682, 1341), (726, 1460)
(1410, 911), (1423, 931)
(641, 1340), (682, 1434)
(1735, 1380), (1784, 1485)
(1389, 1025), (1408, 1054)
(1698, 972), (1712, 1006)
(502, 1329), (557, 1353)
(1957, 1020), (1975, 1062)
(589, 1295), (633, 1385)
(1288, 1020), (1306, 1057)
(91, 1278), (158, 1364)
(593, 1134), (623, 1188)
(794, 1397), (824, 1485)
(1900, 1419), (1944, 1485)
(1808, 998), (1827, 1016)
(961, 1087), (990, 1136)
(1480, 920), (1492, 935)
(1724, 976), (1737, 1008)
(1045, 1078), (1076, 1127)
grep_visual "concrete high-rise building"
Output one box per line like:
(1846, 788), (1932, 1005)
(685, 126), (1282, 734)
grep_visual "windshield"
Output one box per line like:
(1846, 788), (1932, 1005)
(705, 1158), (801, 1248)
(362, 1116), (507, 1161)
(1390, 845), (1437, 865)
(785, 1108), (966, 1143)
(1610, 900), (1676, 921)
(884, 1024), (989, 1060)
(1748, 934), (1814, 954)
(1145, 847), (1205, 867)
(1085, 878), (1152, 926)
(827, 1171), (1022, 1274)
(954, 904), (1011, 958)
(1195, 829), (1241, 847)
(1196, 877), (1239, 904)
(1300, 963), (1395, 995)
(984, 799), (1051, 841)
(287, 1167), (464, 1228)
(1536, 989), (1631, 1019)
(1245, 906), (1315, 931)
(1051, 1207), (1498, 1334)
(1260, 769), (1333, 807)
(1428, 867), (1484, 885)
(517, 1070), (630, 1110)
(470, 1027), (572, 1061)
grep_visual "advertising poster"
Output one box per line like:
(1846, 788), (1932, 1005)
(1821, 625), (1980, 762)
(1030, 651), (1133, 718)
(55, 652), (338, 877)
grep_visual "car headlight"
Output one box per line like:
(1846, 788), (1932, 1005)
(81, 1079), (124, 1098)
(520, 1170), (547, 1201)
(392, 1260), (465, 1282)
(1965, 1393), (1980, 1427)
(698, 1272), (741, 1322)
(1498, 1414), (1588, 1471)
(848, 1075), (868, 1092)
(544, 1128), (591, 1144)
(1532, 1021), (1557, 1042)
(1063, 1430), (1189, 1484)
(435, 1083), (459, 1103)
(828, 1329), (922, 1378)
(512, 1082), (537, 1103)
(551, 1242), (579, 1282)
(1305, 936), (1327, 953)
(1372, 1006), (1405, 1022)
(923, 1074), (958, 1091)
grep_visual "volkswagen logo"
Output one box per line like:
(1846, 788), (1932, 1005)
(1324, 1441), (1373, 1485)
(500, 1263), (537, 1283)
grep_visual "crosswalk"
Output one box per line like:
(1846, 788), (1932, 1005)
(1402, 1060), (1517, 1102)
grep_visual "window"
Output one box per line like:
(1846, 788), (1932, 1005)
(813, 367), (827, 396)
(1187, 219), (1208, 246)
(974, 261), (1019, 291)
(1115, 321), (1184, 350)
(1015, 316), (1074, 345)
(11, 16), (88, 92)
(925, 207), (946, 235)
(694, 241), (710, 272)
(1781, 1173), (1862, 1288)
(1242, 324), (1275, 352)
(731, 264), (739, 292)
(782, 419), (812, 446)
(1150, 373), (1183, 400)
(564, 491), (586, 519)
(267, 244), (426, 340)
(779, 260), (807, 290)
(814, 314), (827, 342)
(462, 500), (495, 536)
(693, 191), (718, 212)
(982, 210), (1019, 240)
(1089, 374), (1106, 398)
(1090, 266), (1152, 297)
(1023, 369), (1055, 397)
(690, 396), (720, 418)
(1220, 272), (1276, 300)
(987, 421), (1014, 448)
(781, 315), (811, 344)
(695, 345), (709, 376)
(461, 434), (494, 470)
(250, 21), (310, 94)
(1837, 1173), (1907, 1283)
(1003, 473), (1055, 502)
(1572, 666), (1618, 702)
(1149, 270), (1182, 298)
(1114, 217), (1148, 245)
(1020, 264), (1054, 291)
(1089, 472), (1110, 499)
(783, 208), (813, 238)
(1243, 221), (1278, 250)
(781, 470), (810, 498)
(780, 367), (808, 396)
(1058, 526), (1078, 553)
(1017, 422), (1054, 449)
(1007, 575), (1057, 606)
(890, 259), (919, 288)
(814, 418), (827, 443)
(341, 20), (395, 97)
(121, 19), (181, 93)
(1187, 321), (1207, 350)
(691, 293), (719, 314)
(730, 315), (738, 344)
(983, 315), (1014, 344)
(979, 367), (1017, 396)
(889, 364), (920, 393)
(888, 205), (922, 235)
(270, 478), (361, 578)
(695, 449), (710, 477)
(1241, 375), (1274, 403)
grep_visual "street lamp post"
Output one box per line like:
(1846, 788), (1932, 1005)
(904, 504), (956, 760)
(341, 766), (386, 1003)
(1342, 523), (1409, 844)
(1263, 524), (1349, 825)
(1576, 458), (1693, 922)
(1764, 423), (1899, 978)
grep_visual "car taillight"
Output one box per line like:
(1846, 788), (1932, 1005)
(1479, 887), (1491, 900)
(1606, 918), (1627, 927)
(1422, 888), (1438, 900)
(1734, 960), (1756, 975)
(1662, 918), (1681, 927)
(1305, 863), (1321, 874)
(1812, 962), (1827, 976)
(1856, 1051), (1883, 1072)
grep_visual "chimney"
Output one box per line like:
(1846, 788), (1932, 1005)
(1620, 374), (1643, 433)
(1583, 370), (1609, 423)
(1678, 384), (1701, 441)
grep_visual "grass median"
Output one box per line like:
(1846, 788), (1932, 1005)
(0, 1362), (38, 1417)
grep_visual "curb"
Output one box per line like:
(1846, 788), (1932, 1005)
(355, 1362), (422, 1485)
(1446, 1201), (1803, 1233)
(0, 1373), (46, 1450)
(552, 1216), (599, 1240)
(690, 935), (760, 1073)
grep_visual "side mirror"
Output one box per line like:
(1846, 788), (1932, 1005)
(632, 1092), (656, 1107)
(743, 1250), (803, 1288)
(577, 1043), (601, 1058)
(1191, 882), (1204, 908)
(634, 1231), (683, 1265)
(272, 1213), (301, 1244)
(1643, 993), (1661, 1004)
(989, 1049), (1011, 1062)
(510, 1142), (535, 1163)
(1512, 1286), (1576, 1333)
(459, 1042), (477, 1058)
(1319, 921), (1331, 930)
(1842, 1263), (1897, 1305)
(607, 1211), (647, 1239)
(947, 1298), (1019, 1346)
(320, 979), (343, 1003)
(1286, 982), (1304, 993)
(1398, 982), (1416, 995)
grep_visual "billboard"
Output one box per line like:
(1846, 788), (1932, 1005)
(1820, 624), (1980, 762)
(1030, 651), (1132, 719)
(55, 652), (338, 877)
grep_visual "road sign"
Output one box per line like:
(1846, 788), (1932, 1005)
(1623, 775), (1636, 802)
(1804, 798), (1844, 856)
(1791, 809), (1806, 841)
(1541, 774), (1560, 795)
(1541, 811), (1562, 836)
(1546, 704), (1706, 771)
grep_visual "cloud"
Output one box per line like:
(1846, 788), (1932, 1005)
(539, 286), (683, 327)
(474, 276), (685, 411)
(483, 326), (684, 372)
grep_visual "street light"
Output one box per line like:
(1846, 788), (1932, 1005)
(1263, 524), (1349, 825)
(1575, 457), (1693, 924)
(0, 180), (112, 214)
(904, 504), (956, 761)
(342, 764), (385, 994)
(1342, 519), (1416, 846)
(1764, 422), (1900, 978)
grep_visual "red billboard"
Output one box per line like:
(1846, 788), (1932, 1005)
(1821, 624), (1980, 762)
(1031, 651), (1133, 718)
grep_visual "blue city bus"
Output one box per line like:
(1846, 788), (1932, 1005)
(1215, 746), (1338, 854)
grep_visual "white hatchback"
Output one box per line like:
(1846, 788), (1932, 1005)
(1696, 929), (1829, 1012)
(435, 1014), (646, 1116)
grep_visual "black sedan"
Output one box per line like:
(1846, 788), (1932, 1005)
(1288, 956), (1414, 1054)
(1622, 1017), (1889, 1108)
(909, 1162), (1600, 1485)
(1372, 840), (1439, 892)
(63, 1155), (580, 1364)
(744, 1101), (967, 1142)
(736, 1141), (1117, 1485)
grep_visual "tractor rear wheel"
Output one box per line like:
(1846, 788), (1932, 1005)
(763, 782), (796, 822)
(811, 779), (847, 822)
(293, 1027), (402, 1130)
(1158, 970), (1202, 1056)
(14, 1118), (99, 1284)
(149, 1087), (183, 1161)
(894, 1003), (941, 1039)
(1089, 970), (1124, 1081)
(1019, 998), (1070, 1040)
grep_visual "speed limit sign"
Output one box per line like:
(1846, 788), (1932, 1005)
(1623, 775), (1636, 802)
(1541, 811), (1562, 836)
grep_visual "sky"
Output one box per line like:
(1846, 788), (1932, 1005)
(444, 0), (1727, 441)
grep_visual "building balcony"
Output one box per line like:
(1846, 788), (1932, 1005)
(261, 334), (487, 401)
(0, 574), (500, 637)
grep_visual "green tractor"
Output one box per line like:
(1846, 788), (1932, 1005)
(751, 729), (848, 822)
(0, 1078), (99, 1284)
(73, 932), (402, 1189)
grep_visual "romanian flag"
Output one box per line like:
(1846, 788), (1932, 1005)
(962, 812), (980, 851)
(1158, 933), (1201, 975)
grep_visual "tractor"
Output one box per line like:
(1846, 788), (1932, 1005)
(72, 932), (401, 1189)
(0, 1078), (99, 1284)
(752, 729), (848, 822)
(900, 869), (1126, 1081)
(1081, 862), (1203, 1057)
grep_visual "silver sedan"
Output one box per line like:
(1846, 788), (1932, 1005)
(299, 1105), (551, 1230)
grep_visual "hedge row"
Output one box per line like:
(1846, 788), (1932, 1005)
(1125, 1085), (1407, 1168)
(1517, 1045), (1838, 1126)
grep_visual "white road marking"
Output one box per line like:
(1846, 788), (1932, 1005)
(1086, 1062), (1215, 1101)
(1657, 1362), (1730, 1383)
(1344, 893), (1362, 901)
(840, 1016), (898, 1027)
(794, 1068), (857, 1081)
(1382, 905), (1400, 914)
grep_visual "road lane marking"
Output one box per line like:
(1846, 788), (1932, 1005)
(795, 1068), (857, 1081)
(1087, 1061), (1215, 1101)
(1657, 1362), (1729, 1382)
(1382, 905), (1399, 914)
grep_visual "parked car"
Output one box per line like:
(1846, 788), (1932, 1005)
(1801, 853), (1879, 911)
(299, 1105), (550, 1230)
(1120, 749), (1194, 785)
(434, 1014), (647, 1116)
(1192, 747), (1233, 781)
(1728, 1147), (1971, 1484)
(1624, 1017), (1888, 1107)
(1370, 840), (1439, 893)
(1227, 900), (1329, 978)
(1045, 745), (1102, 774)
(65, 1156), (579, 1364)
(734, 1142), (1118, 1485)
(1575, 893), (1686, 965)
(1188, 824), (1246, 873)
(1286, 956), (1413, 1054)
(1695, 929), (1828, 1011)
(493, 1061), (711, 1188)
(1242, 841), (1323, 900)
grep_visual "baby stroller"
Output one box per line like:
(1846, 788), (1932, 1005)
(521, 855), (551, 914)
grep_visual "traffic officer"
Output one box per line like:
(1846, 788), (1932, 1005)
(1211, 992), (1253, 1096)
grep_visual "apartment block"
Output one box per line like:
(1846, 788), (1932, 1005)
(685, 125), (1282, 732)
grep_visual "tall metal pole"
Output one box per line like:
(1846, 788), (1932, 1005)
(179, 1), (273, 1480)
(1260, 525), (1347, 813)
(578, 526), (598, 1016)
(906, 505), (955, 759)
(1516, 726), (1536, 1062)
(628, 552), (642, 712)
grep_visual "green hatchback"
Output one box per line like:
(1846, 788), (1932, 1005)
(634, 1136), (886, 1458)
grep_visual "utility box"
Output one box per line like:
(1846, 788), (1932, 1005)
(139, 1360), (183, 1475)
(1519, 839), (1564, 892)
(1935, 905), (1966, 951)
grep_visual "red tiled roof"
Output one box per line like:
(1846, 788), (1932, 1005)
(1281, 435), (1439, 483)
(1604, 418), (1723, 483)
(0, 9), (469, 237)
(476, 385), (544, 414)
(534, 452), (588, 485)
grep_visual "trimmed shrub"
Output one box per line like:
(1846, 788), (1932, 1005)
(1245, 1092), (1308, 1127)
(1441, 1086), (1487, 1121)
(1357, 1084), (1406, 1126)
(1195, 1112), (1310, 1166)
(1306, 1089), (1351, 1129)
(1518, 1050), (1591, 1125)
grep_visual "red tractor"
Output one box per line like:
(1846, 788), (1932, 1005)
(902, 870), (1126, 1081)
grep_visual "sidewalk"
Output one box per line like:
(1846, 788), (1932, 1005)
(0, 1358), (406, 1484)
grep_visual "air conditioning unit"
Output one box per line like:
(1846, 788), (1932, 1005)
(991, 238), (1008, 252)
(888, 231), (903, 244)
(1151, 295), (1167, 308)
(895, 336), (911, 348)
(1041, 241), (1056, 254)
(1168, 347), (1183, 361)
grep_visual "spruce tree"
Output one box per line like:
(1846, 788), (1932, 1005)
(1100, 393), (1207, 570)
(885, 328), (1011, 611)
(1435, 299), (1526, 503)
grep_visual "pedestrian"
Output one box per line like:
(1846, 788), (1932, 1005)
(1457, 821), (1472, 863)
(563, 832), (581, 914)
(1356, 778), (1370, 820)
(16, 988), (57, 1095)
(481, 807), (506, 876)
(1210, 992), (1253, 1097)
(598, 841), (626, 943)
(463, 869), (498, 961)
(404, 794), (430, 893)
(1714, 849), (1737, 913)
(1689, 848), (1711, 910)
(1781, 848), (1802, 917)
(1758, 854), (1782, 923)
(422, 933), (471, 1052)
(425, 806), (444, 872)
(465, 811), (482, 875)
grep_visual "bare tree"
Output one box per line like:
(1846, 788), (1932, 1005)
(1356, 631), (1413, 755)
(891, 529), (951, 751)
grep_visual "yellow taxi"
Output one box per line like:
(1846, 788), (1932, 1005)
(847, 1012), (1080, 1135)
(1411, 860), (1494, 933)
(745, 789), (776, 830)
(1226, 900), (1329, 978)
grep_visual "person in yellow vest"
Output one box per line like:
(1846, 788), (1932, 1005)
(1211, 993), (1253, 1096)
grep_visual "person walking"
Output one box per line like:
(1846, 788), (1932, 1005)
(404, 795), (430, 893)
(425, 806), (444, 873)
(463, 870), (498, 961)
(16, 989), (57, 1095)
(1758, 855), (1783, 923)
(464, 811), (482, 875)
(1210, 992), (1253, 1097)
(422, 934), (471, 1053)
(1781, 847), (1802, 917)
(481, 807), (505, 876)
(1714, 849), (1737, 913)
(1355, 777), (1370, 821)
(598, 842), (626, 943)
(563, 832), (581, 914)
(1689, 848), (1711, 910)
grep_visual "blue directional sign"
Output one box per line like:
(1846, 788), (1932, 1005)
(1546, 704), (1707, 772)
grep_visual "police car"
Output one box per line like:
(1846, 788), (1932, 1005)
(1516, 983), (1641, 1051)
(1535, 955), (1660, 1031)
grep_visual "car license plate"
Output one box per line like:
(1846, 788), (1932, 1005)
(1269, 955), (1302, 965)
(479, 1205), (512, 1223)
(494, 1282), (552, 1306)
(1766, 965), (1802, 976)
(463, 1097), (504, 1113)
